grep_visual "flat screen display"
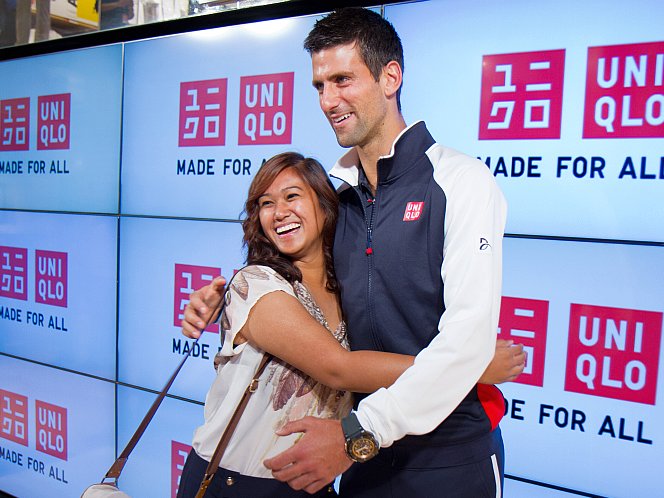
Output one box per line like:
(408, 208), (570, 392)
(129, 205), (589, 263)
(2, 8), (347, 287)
(498, 236), (663, 497)
(0, 211), (118, 379)
(0, 44), (123, 214)
(121, 16), (346, 219)
(1, 2), (662, 497)
(117, 216), (245, 401)
(386, 0), (664, 242)
(0, 356), (116, 498)
(115, 385), (202, 498)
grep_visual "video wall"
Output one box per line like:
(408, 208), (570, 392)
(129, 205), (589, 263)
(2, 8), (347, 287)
(1, 1), (662, 497)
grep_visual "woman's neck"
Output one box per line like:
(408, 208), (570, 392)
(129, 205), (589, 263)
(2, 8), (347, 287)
(295, 256), (327, 291)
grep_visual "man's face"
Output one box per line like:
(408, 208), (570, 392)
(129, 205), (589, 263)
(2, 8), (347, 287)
(311, 43), (388, 149)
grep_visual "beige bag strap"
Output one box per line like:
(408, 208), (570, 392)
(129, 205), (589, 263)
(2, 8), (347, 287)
(103, 334), (206, 484)
(195, 353), (272, 498)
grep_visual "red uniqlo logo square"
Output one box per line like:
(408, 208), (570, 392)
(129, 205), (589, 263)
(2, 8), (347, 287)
(34, 250), (68, 308)
(498, 297), (549, 387)
(0, 246), (28, 301)
(583, 41), (664, 138)
(403, 202), (424, 221)
(565, 304), (662, 404)
(0, 390), (28, 446)
(179, 79), (228, 147)
(479, 50), (565, 140)
(171, 440), (192, 498)
(37, 93), (71, 150)
(35, 400), (67, 460)
(174, 264), (221, 333)
(238, 72), (294, 145)
(0, 98), (30, 151)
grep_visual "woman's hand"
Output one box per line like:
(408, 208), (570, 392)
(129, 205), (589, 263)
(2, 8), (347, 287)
(479, 339), (526, 384)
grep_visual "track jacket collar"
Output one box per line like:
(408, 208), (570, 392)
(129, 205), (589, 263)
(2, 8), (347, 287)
(329, 120), (430, 187)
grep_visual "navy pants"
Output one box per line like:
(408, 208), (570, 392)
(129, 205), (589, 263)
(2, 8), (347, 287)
(340, 430), (504, 498)
(177, 449), (337, 498)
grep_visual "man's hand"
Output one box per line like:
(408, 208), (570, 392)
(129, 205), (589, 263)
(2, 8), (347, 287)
(264, 416), (352, 494)
(479, 339), (526, 384)
(180, 276), (226, 339)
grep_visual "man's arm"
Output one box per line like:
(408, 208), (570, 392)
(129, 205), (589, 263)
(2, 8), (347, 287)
(265, 417), (351, 494)
(180, 276), (226, 338)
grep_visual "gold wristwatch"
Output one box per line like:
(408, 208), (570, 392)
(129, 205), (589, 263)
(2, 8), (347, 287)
(341, 412), (379, 463)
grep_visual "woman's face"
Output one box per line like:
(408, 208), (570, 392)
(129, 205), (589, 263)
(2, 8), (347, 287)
(258, 167), (327, 263)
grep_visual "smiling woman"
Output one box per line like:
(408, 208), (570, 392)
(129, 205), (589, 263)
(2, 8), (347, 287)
(176, 152), (415, 498)
(245, 153), (336, 289)
(257, 166), (326, 260)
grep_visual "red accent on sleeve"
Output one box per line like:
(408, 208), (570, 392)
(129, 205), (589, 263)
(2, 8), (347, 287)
(477, 384), (505, 430)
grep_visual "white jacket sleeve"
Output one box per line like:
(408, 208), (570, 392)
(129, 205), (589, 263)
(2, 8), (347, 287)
(356, 150), (507, 447)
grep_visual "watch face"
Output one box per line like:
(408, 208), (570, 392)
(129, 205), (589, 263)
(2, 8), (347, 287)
(350, 435), (378, 462)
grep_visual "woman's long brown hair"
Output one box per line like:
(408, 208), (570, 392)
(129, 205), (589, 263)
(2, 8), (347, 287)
(242, 152), (339, 294)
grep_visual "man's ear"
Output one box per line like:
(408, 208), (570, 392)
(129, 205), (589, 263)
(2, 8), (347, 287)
(381, 60), (403, 100)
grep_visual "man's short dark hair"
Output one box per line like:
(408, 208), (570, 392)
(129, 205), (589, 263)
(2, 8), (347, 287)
(304, 7), (404, 110)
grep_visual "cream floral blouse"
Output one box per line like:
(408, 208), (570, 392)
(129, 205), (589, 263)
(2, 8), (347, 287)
(191, 265), (353, 478)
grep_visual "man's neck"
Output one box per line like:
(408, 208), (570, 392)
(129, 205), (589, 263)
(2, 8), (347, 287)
(356, 115), (407, 192)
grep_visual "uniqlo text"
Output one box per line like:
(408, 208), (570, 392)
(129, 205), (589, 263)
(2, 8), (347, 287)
(0, 98), (30, 151)
(0, 389), (29, 446)
(35, 250), (68, 308)
(37, 93), (71, 150)
(179, 79), (228, 147)
(0, 246), (28, 301)
(479, 50), (565, 139)
(498, 296), (549, 386)
(238, 72), (294, 145)
(583, 41), (664, 138)
(565, 303), (662, 404)
(174, 264), (221, 333)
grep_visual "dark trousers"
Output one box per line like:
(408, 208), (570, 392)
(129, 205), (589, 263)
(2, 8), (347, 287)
(177, 449), (337, 498)
(340, 432), (505, 498)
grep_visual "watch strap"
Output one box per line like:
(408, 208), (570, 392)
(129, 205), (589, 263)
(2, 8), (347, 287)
(341, 412), (364, 440)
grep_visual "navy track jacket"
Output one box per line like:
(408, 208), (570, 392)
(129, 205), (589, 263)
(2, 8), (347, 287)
(330, 121), (508, 466)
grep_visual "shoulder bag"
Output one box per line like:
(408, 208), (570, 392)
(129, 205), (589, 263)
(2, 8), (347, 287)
(82, 272), (272, 498)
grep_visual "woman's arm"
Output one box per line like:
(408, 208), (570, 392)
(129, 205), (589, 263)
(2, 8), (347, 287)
(240, 290), (524, 392)
(241, 291), (413, 393)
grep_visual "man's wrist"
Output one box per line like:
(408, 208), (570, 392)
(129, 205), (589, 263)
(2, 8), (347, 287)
(341, 412), (379, 463)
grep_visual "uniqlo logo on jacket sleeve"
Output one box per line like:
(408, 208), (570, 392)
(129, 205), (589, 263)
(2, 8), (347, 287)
(0, 246), (28, 301)
(37, 93), (71, 150)
(178, 79), (228, 147)
(35, 250), (68, 308)
(238, 72), (294, 145)
(479, 50), (565, 139)
(171, 440), (192, 498)
(35, 400), (67, 460)
(174, 264), (221, 333)
(0, 98), (30, 151)
(565, 304), (662, 404)
(0, 389), (29, 446)
(498, 297), (549, 386)
(583, 41), (664, 138)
